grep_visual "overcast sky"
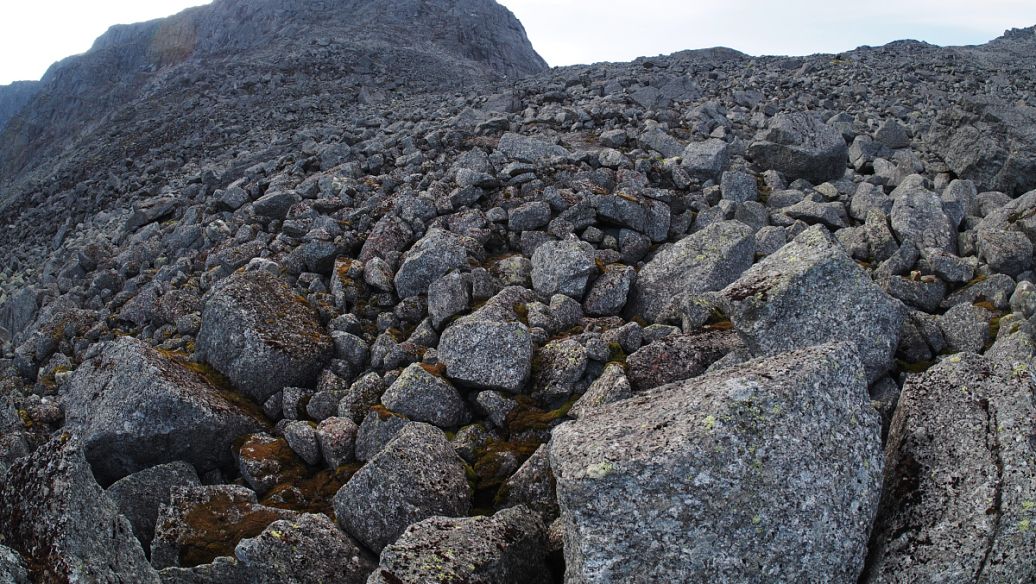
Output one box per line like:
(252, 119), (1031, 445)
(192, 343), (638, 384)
(2, 0), (1036, 85)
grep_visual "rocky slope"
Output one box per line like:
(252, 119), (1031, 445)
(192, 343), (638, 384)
(2, 2), (1036, 582)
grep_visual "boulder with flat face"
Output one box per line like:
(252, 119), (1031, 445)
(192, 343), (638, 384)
(747, 112), (848, 184)
(550, 343), (882, 583)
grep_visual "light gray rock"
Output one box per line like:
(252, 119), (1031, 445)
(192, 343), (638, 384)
(368, 506), (551, 584)
(583, 264), (634, 316)
(863, 353), (1036, 583)
(0, 545), (28, 584)
(977, 229), (1033, 276)
(62, 336), (268, 485)
(938, 303), (992, 354)
(381, 363), (470, 428)
(569, 363), (632, 419)
(0, 434), (160, 583)
(720, 170), (758, 203)
(889, 176), (957, 253)
(497, 132), (569, 163)
(428, 271), (471, 329)
(106, 461), (201, 552)
(628, 220), (755, 323)
(550, 343), (882, 583)
(197, 269), (334, 403)
(394, 228), (482, 299)
(747, 112), (848, 184)
(681, 139), (729, 181)
(720, 225), (904, 382)
(282, 420), (321, 465)
(334, 423), (471, 553)
(531, 239), (596, 299)
(590, 191), (671, 243)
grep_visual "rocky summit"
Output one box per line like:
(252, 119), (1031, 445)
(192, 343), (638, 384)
(1, 0), (1035, 581)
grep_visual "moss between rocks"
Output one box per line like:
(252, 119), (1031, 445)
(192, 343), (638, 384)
(178, 491), (289, 567)
(156, 348), (269, 425)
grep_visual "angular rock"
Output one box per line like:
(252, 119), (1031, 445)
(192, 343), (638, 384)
(720, 225), (904, 382)
(316, 416), (358, 468)
(0, 545), (28, 584)
(747, 112), (848, 184)
(531, 239), (596, 299)
(583, 264), (634, 317)
(628, 220), (754, 323)
(681, 138), (729, 181)
(497, 132), (569, 163)
(198, 270), (334, 403)
(62, 337), (268, 485)
(864, 354), (1036, 582)
(550, 343), (882, 583)
(889, 177), (958, 253)
(380, 363), (471, 428)
(369, 506), (551, 584)
(626, 330), (742, 392)
(0, 435), (160, 583)
(106, 461), (201, 552)
(394, 228), (482, 299)
(334, 422), (471, 552)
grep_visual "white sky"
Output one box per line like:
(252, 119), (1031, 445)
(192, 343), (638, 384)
(2, 0), (1036, 84)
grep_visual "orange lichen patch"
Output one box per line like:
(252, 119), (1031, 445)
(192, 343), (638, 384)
(704, 319), (734, 331)
(419, 362), (447, 377)
(261, 464), (361, 517)
(370, 404), (404, 421)
(178, 492), (290, 567)
(238, 434), (308, 487)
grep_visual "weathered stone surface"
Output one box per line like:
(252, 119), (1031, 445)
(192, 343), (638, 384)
(0, 434), (160, 583)
(234, 513), (376, 584)
(628, 220), (754, 323)
(747, 112), (848, 184)
(198, 270), (334, 403)
(62, 336), (267, 485)
(394, 228), (482, 299)
(720, 225), (903, 382)
(152, 485), (297, 569)
(106, 461), (201, 552)
(531, 239), (596, 299)
(626, 330), (742, 391)
(681, 138), (729, 181)
(497, 132), (569, 162)
(583, 264), (635, 317)
(569, 363), (632, 419)
(334, 422), (471, 552)
(368, 506), (551, 584)
(237, 433), (307, 496)
(889, 176), (958, 253)
(863, 353), (1036, 583)
(550, 343), (882, 583)
(0, 545), (28, 584)
(380, 362), (471, 428)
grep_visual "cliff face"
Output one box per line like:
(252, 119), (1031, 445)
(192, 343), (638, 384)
(0, 0), (546, 186)
(0, 81), (40, 134)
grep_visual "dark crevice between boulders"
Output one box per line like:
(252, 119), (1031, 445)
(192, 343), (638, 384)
(975, 396), (1004, 581)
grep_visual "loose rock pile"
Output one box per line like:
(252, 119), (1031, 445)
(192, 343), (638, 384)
(1, 1), (1036, 582)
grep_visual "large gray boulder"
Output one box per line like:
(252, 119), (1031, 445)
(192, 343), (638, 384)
(550, 343), (883, 583)
(368, 506), (551, 584)
(380, 362), (470, 428)
(497, 132), (569, 163)
(198, 269), (334, 403)
(863, 353), (1036, 582)
(531, 239), (596, 299)
(889, 176), (957, 253)
(439, 287), (535, 393)
(628, 220), (754, 323)
(106, 461), (201, 552)
(62, 336), (268, 485)
(590, 191), (671, 243)
(747, 112), (848, 184)
(334, 423), (471, 553)
(720, 225), (903, 382)
(681, 138), (729, 181)
(394, 228), (483, 299)
(0, 434), (160, 583)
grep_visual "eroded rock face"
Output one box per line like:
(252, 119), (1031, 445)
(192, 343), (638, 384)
(197, 270), (334, 403)
(863, 353), (1036, 583)
(62, 336), (268, 485)
(0, 434), (160, 583)
(333, 422), (471, 552)
(721, 225), (904, 382)
(550, 343), (883, 583)
(369, 506), (551, 584)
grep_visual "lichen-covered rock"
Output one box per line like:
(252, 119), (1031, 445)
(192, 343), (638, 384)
(863, 353), (1036, 582)
(394, 228), (483, 299)
(626, 330), (742, 392)
(747, 112), (848, 184)
(197, 270), (334, 403)
(531, 239), (596, 300)
(720, 225), (904, 382)
(889, 176), (958, 253)
(550, 343), (883, 583)
(334, 422), (471, 552)
(62, 336), (268, 485)
(569, 363), (632, 419)
(0, 545), (28, 584)
(106, 461), (201, 552)
(496, 445), (559, 519)
(151, 485), (297, 569)
(590, 191), (671, 243)
(368, 506), (551, 584)
(583, 264), (635, 317)
(316, 416), (358, 468)
(380, 362), (471, 428)
(628, 220), (754, 323)
(355, 407), (411, 462)
(237, 433), (307, 496)
(0, 434), (160, 583)
(234, 513), (375, 584)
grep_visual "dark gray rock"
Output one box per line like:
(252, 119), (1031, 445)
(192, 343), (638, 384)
(355, 407), (411, 462)
(721, 225), (904, 382)
(380, 363), (470, 428)
(977, 229), (1033, 276)
(569, 363), (632, 419)
(863, 353), (1036, 583)
(334, 422), (471, 552)
(938, 303), (993, 354)
(197, 269), (334, 403)
(62, 336), (267, 485)
(0, 544), (28, 584)
(368, 506), (551, 584)
(681, 139), (729, 181)
(106, 461), (201, 552)
(590, 191), (671, 243)
(628, 220), (754, 323)
(316, 416), (358, 468)
(583, 264), (634, 316)
(0, 434), (160, 583)
(550, 343), (882, 583)
(747, 113), (848, 184)
(720, 170), (758, 203)
(394, 228), (482, 299)
(627, 330), (742, 392)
